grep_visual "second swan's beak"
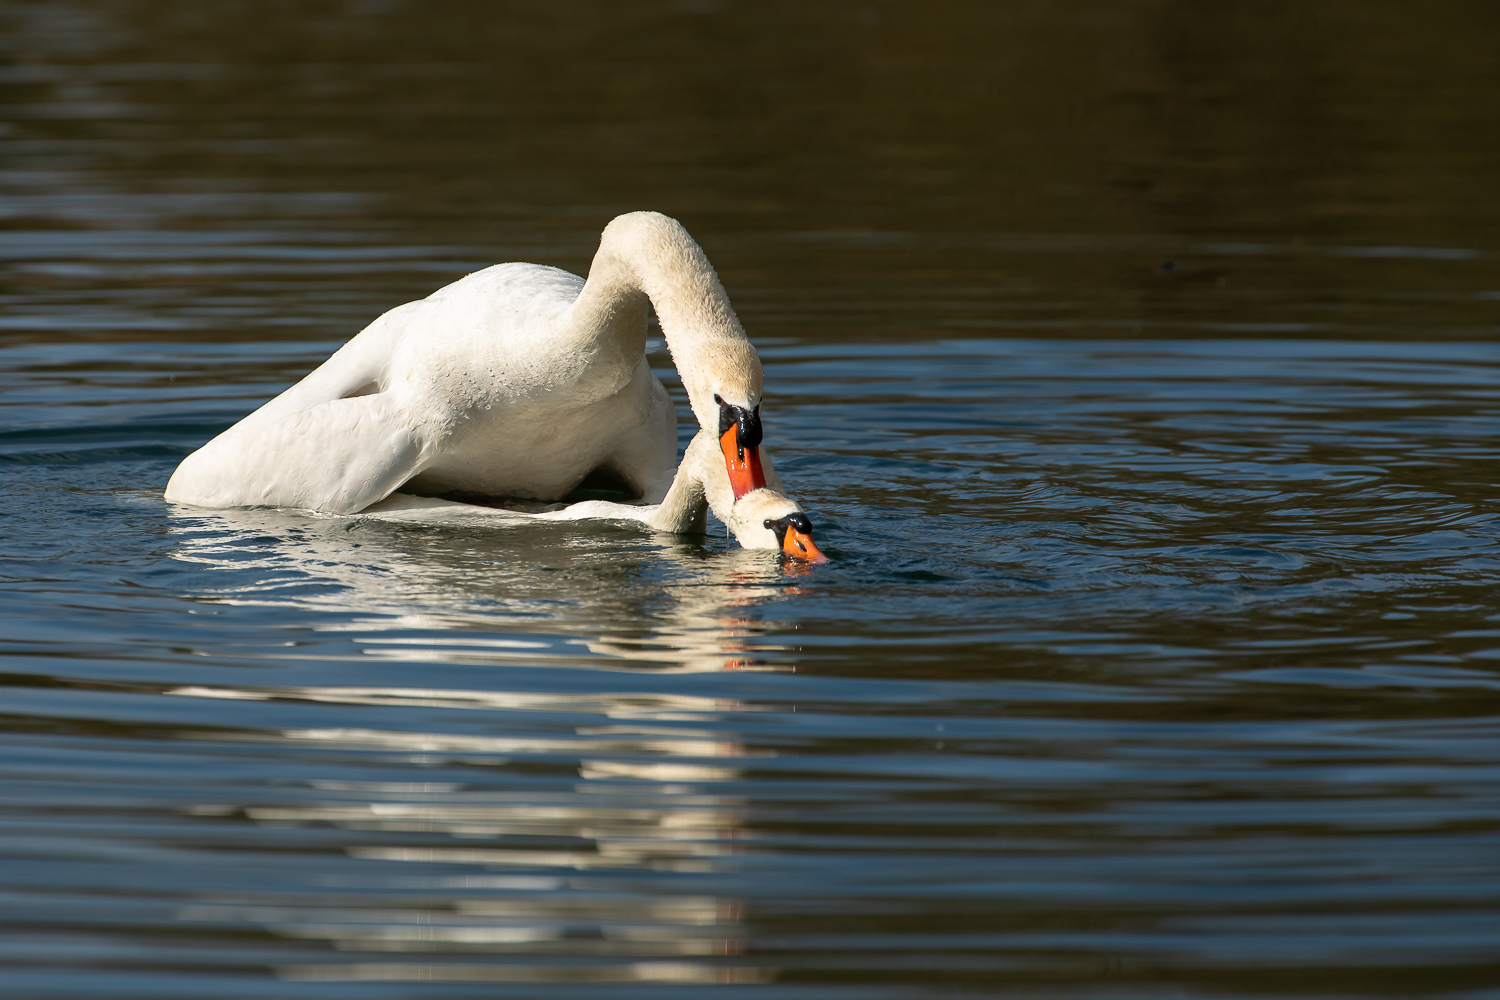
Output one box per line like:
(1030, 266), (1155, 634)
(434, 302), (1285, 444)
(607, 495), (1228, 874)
(717, 394), (766, 500)
(766, 512), (830, 564)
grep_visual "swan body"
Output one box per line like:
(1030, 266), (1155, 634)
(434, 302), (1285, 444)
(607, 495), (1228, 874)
(165, 212), (777, 513)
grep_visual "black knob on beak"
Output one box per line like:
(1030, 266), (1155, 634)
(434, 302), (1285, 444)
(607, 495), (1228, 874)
(715, 394), (761, 460)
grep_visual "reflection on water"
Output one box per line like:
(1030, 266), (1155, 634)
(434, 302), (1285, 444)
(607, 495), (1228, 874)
(170, 686), (761, 986)
(168, 503), (806, 673)
(152, 499), (794, 984)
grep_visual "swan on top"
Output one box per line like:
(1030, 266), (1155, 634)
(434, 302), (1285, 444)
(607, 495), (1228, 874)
(164, 212), (780, 514)
(366, 427), (829, 562)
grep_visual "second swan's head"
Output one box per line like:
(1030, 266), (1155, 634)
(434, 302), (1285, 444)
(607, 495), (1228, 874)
(678, 428), (827, 563)
(726, 488), (830, 563)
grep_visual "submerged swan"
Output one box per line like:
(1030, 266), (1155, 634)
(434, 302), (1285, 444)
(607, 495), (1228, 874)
(165, 211), (778, 514)
(367, 428), (828, 562)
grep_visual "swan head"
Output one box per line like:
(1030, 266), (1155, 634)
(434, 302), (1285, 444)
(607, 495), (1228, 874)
(725, 488), (830, 563)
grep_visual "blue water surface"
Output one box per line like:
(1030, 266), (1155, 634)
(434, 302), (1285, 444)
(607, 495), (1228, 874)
(5, 1), (1500, 996)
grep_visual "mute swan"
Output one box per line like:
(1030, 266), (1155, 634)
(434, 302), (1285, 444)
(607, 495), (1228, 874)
(367, 427), (829, 562)
(164, 212), (778, 513)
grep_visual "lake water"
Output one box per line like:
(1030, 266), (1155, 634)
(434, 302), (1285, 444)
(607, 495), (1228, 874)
(4, 3), (1500, 997)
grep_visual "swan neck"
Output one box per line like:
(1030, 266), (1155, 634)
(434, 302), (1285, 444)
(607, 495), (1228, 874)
(576, 213), (763, 432)
(646, 450), (709, 534)
(565, 253), (651, 373)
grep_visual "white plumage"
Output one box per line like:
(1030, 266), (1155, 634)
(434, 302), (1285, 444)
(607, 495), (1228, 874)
(165, 212), (776, 514)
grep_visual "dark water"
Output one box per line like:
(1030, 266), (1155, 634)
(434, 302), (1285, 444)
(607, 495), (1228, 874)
(5, 2), (1500, 997)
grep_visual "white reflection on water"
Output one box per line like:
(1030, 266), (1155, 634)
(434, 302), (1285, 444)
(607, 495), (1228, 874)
(282, 962), (768, 984)
(162, 505), (797, 983)
(166, 502), (809, 673)
(168, 681), (761, 979)
(170, 695), (760, 980)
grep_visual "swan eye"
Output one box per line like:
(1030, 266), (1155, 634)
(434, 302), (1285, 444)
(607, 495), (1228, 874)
(763, 519), (773, 530)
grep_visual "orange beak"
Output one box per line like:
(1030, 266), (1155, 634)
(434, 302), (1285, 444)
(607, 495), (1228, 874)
(781, 523), (829, 563)
(720, 424), (767, 501)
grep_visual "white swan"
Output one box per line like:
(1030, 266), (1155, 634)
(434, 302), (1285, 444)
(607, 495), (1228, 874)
(365, 427), (828, 562)
(164, 211), (780, 513)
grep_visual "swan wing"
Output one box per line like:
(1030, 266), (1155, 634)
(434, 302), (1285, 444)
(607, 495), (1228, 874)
(532, 500), (657, 524)
(165, 392), (427, 514)
(357, 493), (536, 525)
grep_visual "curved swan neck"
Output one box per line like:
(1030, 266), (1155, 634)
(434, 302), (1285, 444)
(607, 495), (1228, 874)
(570, 212), (763, 432)
(645, 467), (708, 534)
(644, 430), (721, 534)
